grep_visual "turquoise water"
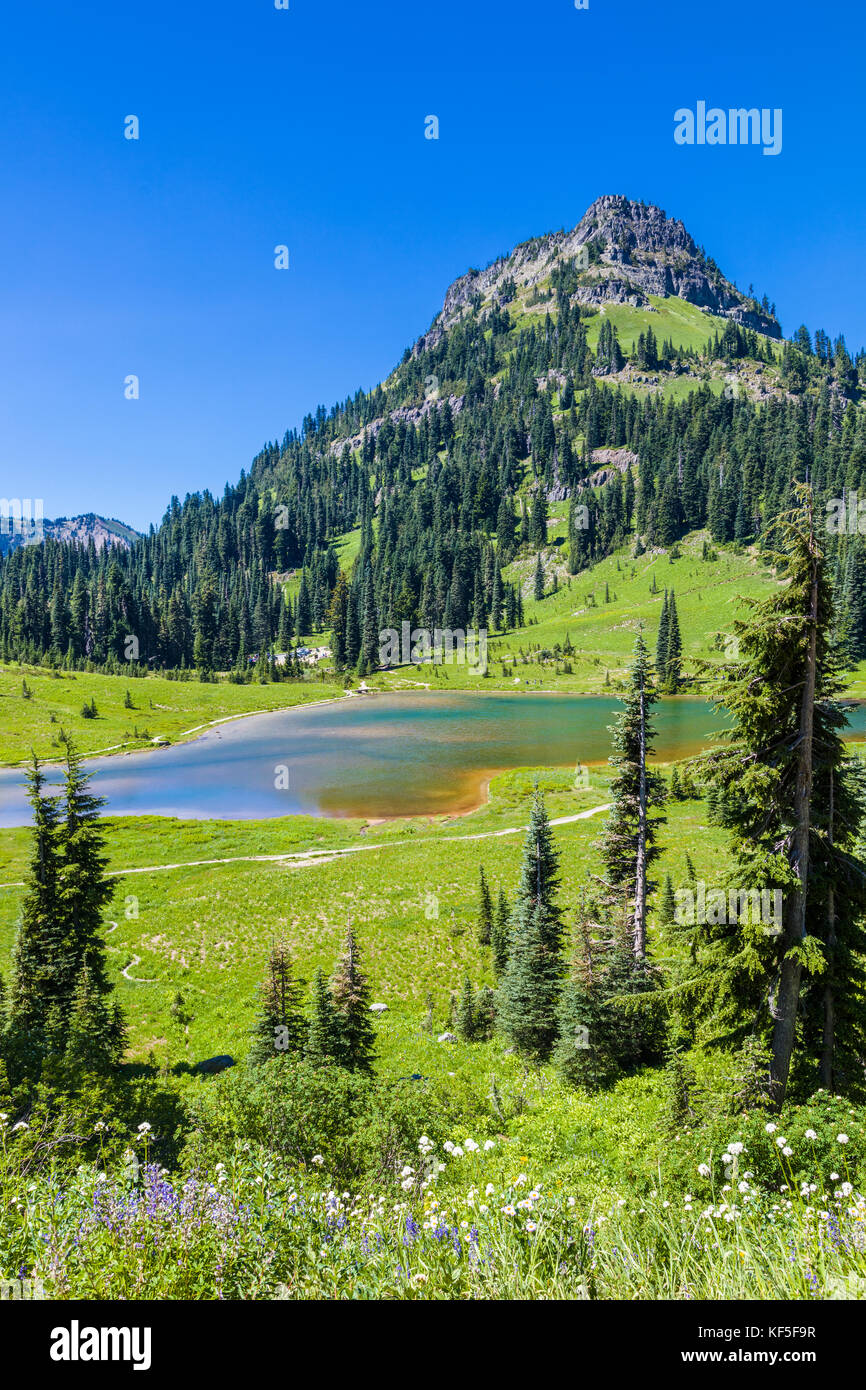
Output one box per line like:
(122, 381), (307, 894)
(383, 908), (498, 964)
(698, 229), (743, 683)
(0, 692), (863, 825)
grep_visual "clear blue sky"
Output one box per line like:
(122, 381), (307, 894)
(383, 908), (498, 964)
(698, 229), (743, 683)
(1, 0), (863, 532)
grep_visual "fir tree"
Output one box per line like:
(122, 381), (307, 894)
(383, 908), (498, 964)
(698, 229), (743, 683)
(305, 967), (342, 1067)
(658, 873), (677, 929)
(655, 590), (669, 685)
(497, 786), (564, 1059)
(533, 551), (545, 601)
(491, 886), (510, 976)
(55, 738), (115, 1014)
(477, 866), (493, 946)
(248, 942), (306, 1066)
(497, 898), (561, 1061)
(665, 590), (683, 691)
(64, 964), (126, 1075)
(330, 922), (376, 1073)
(682, 486), (866, 1106)
(456, 977), (478, 1041)
(8, 758), (65, 1042)
(597, 634), (667, 958)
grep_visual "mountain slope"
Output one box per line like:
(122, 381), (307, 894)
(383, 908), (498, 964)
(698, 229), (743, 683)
(0, 194), (863, 679)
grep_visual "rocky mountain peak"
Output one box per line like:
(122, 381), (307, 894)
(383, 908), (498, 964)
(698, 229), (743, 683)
(413, 194), (781, 355)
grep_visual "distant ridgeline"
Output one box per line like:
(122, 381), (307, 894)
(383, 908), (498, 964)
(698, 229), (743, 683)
(1, 195), (865, 676)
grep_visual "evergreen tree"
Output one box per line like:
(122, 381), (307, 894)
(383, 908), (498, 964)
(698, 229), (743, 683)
(597, 634), (667, 958)
(655, 589), (669, 685)
(682, 486), (866, 1106)
(554, 908), (618, 1089)
(330, 922), (376, 1073)
(497, 898), (561, 1061)
(64, 964), (126, 1075)
(55, 738), (115, 1014)
(533, 551), (545, 601)
(456, 976), (478, 1041)
(657, 873), (677, 928)
(491, 886), (510, 976)
(477, 865), (493, 946)
(357, 566), (379, 676)
(248, 942), (306, 1066)
(8, 759), (65, 1043)
(305, 968), (343, 1067)
(665, 590), (683, 691)
(497, 786), (564, 1059)
(841, 544), (866, 664)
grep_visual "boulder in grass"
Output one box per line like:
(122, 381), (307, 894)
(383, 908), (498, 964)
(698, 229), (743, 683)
(370, 1003), (388, 1013)
(437, 1031), (457, 1044)
(195, 1055), (235, 1075)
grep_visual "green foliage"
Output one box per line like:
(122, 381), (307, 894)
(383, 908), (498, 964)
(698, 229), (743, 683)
(248, 942), (306, 1067)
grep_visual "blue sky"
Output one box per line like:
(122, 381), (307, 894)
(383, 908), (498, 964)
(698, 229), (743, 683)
(1, 0), (863, 531)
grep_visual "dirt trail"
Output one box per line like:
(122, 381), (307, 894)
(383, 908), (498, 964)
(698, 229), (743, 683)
(0, 802), (611, 889)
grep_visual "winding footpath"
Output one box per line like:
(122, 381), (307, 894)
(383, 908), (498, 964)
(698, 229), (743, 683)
(0, 802), (611, 890)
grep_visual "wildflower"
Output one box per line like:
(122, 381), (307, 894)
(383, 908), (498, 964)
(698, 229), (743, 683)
(567, 1197), (576, 1208)
(526, 1220), (537, 1234)
(12, 1122), (29, 1132)
(513, 1174), (528, 1187)
(805, 1129), (818, 1141)
(443, 1141), (455, 1154)
(775, 1136), (787, 1149)
(783, 1146), (793, 1158)
(728, 1142), (745, 1156)
(765, 1122), (778, 1134)
(94, 1121), (106, 1133)
(831, 1172), (840, 1181)
(485, 1183), (495, 1196)
(483, 1140), (496, 1151)
(464, 1139), (478, 1153)
(451, 1146), (464, 1159)
(137, 1122), (152, 1135)
(400, 1166), (414, 1179)
(502, 1204), (516, 1216)
(697, 1164), (710, 1178)
(837, 1134), (850, 1145)
(311, 1155), (325, 1166)
(479, 1205), (489, 1215)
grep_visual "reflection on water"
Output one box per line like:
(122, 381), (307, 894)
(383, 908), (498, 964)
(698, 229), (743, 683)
(0, 692), (863, 826)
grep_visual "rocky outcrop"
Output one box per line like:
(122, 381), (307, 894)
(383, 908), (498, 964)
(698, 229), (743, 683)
(0, 511), (140, 556)
(411, 194), (781, 355)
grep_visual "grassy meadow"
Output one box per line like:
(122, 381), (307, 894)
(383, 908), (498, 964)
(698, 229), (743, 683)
(2, 533), (865, 1304)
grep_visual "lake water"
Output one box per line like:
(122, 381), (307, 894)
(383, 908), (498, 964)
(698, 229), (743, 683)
(0, 692), (864, 826)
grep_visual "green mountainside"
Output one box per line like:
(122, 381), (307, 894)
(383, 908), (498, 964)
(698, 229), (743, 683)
(1, 194), (864, 684)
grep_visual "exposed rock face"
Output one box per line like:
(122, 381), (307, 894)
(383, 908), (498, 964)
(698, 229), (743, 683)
(0, 511), (140, 556)
(412, 194), (781, 355)
(328, 394), (464, 456)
